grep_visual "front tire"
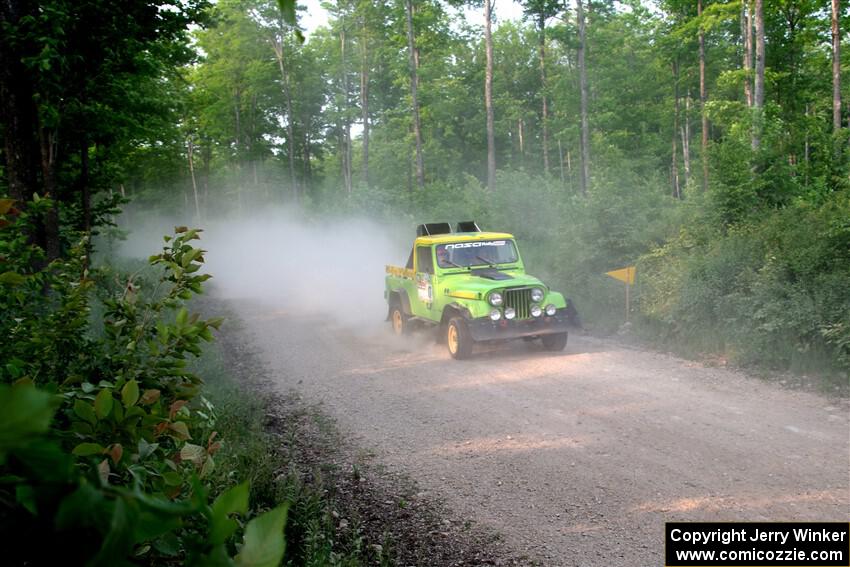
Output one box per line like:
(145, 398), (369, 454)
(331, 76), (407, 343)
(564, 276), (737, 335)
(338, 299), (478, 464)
(541, 332), (568, 351)
(447, 317), (474, 359)
(390, 305), (408, 336)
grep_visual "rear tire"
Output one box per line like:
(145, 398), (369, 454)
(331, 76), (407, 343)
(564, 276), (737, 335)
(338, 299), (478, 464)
(541, 332), (568, 351)
(447, 317), (474, 359)
(390, 305), (408, 336)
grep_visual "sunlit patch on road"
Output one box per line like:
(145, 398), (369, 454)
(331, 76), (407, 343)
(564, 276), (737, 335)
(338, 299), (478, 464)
(429, 433), (594, 457)
(630, 489), (846, 517)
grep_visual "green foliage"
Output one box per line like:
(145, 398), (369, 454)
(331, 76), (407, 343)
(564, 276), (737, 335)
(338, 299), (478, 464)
(639, 192), (850, 377)
(0, 200), (288, 565)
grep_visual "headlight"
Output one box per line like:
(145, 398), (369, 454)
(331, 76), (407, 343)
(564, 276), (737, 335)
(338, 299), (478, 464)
(545, 304), (557, 316)
(488, 292), (503, 306)
(531, 287), (544, 302)
(504, 307), (516, 320)
(489, 308), (501, 321)
(530, 304), (543, 317)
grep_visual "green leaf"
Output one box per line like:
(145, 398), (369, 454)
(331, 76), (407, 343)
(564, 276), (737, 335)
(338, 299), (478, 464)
(176, 307), (188, 326)
(235, 504), (289, 567)
(209, 481), (249, 545)
(55, 482), (109, 530)
(16, 484), (37, 515)
(73, 442), (105, 456)
(73, 399), (97, 425)
(138, 439), (159, 460)
(162, 471), (182, 486)
(94, 389), (113, 419)
(0, 384), (56, 457)
(168, 421), (191, 440)
(193, 544), (234, 567)
(121, 380), (139, 408)
(0, 271), (26, 285)
(179, 442), (204, 464)
(90, 493), (135, 566)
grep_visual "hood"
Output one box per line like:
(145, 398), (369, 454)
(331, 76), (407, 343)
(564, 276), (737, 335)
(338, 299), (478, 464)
(441, 270), (545, 298)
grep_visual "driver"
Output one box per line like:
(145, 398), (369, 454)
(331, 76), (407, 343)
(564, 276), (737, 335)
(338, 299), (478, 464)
(436, 246), (449, 267)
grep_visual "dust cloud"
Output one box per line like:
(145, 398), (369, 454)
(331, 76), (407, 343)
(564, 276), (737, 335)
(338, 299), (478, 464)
(116, 207), (411, 329)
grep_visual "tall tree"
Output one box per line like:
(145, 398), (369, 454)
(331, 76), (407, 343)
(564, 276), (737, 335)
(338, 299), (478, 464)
(484, 0), (496, 189)
(524, 0), (561, 175)
(338, 4), (353, 194)
(267, 7), (299, 199)
(576, 0), (590, 195)
(672, 59), (681, 198)
(698, 0), (708, 192)
(359, 2), (371, 187)
(742, 0), (752, 107)
(832, 0), (841, 135)
(752, 0), (764, 151)
(405, 0), (425, 189)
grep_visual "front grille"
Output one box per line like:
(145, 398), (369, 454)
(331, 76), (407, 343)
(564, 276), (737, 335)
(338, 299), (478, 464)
(504, 288), (532, 320)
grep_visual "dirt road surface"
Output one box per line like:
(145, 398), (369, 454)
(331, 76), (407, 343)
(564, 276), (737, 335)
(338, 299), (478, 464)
(231, 298), (849, 566)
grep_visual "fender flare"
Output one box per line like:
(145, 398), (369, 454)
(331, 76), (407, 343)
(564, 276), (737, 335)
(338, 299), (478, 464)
(388, 289), (412, 316)
(440, 302), (473, 323)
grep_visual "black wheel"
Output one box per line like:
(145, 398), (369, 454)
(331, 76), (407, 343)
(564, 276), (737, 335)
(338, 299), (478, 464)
(390, 305), (408, 336)
(541, 332), (568, 351)
(446, 317), (474, 359)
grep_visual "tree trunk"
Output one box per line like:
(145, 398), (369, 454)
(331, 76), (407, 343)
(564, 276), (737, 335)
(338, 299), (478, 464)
(682, 88), (691, 188)
(303, 129), (313, 186)
(484, 0), (496, 190)
(699, 0), (709, 192)
(187, 136), (201, 224)
(752, 0), (765, 152)
(405, 0), (425, 189)
(742, 0), (753, 107)
(360, 15), (370, 187)
(80, 138), (91, 232)
(234, 89), (243, 212)
(672, 60), (680, 199)
(271, 34), (299, 201)
(234, 87), (242, 163)
(340, 20), (352, 194)
(538, 12), (549, 175)
(558, 138), (565, 186)
(577, 0), (590, 196)
(518, 118), (525, 157)
(201, 138), (211, 212)
(832, 0), (841, 134)
(39, 126), (61, 260)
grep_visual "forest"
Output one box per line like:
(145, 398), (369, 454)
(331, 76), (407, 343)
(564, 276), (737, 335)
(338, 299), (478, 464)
(0, 0), (848, 564)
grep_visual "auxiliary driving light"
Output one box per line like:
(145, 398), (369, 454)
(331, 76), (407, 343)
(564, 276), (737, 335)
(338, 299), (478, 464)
(504, 307), (516, 320)
(489, 309), (502, 321)
(531, 287), (544, 302)
(545, 304), (557, 316)
(530, 304), (543, 318)
(488, 292), (503, 306)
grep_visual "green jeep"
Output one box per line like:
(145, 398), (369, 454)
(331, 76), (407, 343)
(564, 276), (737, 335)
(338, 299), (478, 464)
(384, 222), (577, 359)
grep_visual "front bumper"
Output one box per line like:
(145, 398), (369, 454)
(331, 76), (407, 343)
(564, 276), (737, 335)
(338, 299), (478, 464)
(467, 309), (570, 342)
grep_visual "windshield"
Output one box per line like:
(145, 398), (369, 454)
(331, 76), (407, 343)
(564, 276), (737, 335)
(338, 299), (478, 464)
(435, 240), (519, 269)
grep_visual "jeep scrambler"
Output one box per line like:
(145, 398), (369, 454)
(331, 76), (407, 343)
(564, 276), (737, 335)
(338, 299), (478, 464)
(385, 222), (575, 359)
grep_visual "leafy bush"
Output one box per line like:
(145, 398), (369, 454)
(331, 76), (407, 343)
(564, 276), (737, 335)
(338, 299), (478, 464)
(637, 192), (850, 378)
(0, 197), (288, 566)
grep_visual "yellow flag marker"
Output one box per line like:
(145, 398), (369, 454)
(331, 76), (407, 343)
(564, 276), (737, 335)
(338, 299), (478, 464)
(605, 265), (636, 322)
(606, 266), (635, 285)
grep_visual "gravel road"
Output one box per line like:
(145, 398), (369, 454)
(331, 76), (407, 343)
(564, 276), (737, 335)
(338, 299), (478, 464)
(231, 298), (849, 566)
